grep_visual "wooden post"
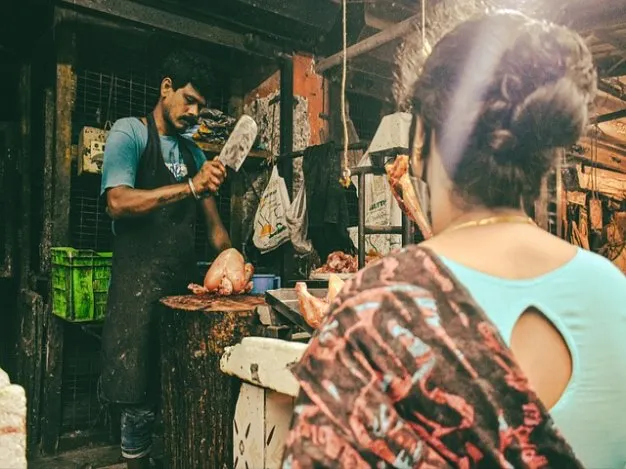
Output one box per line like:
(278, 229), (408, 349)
(16, 290), (45, 456)
(159, 295), (265, 469)
(51, 29), (76, 248)
(40, 88), (55, 274)
(534, 176), (550, 231)
(14, 63), (47, 457)
(18, 63), (32, 289)
(41, 27), (76, 455)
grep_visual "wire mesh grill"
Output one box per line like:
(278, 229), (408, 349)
(73, 71), (160, 141)
(348, 92), (383, 141)
(70, 175), (112, 252)
(61, 326), (105, 434)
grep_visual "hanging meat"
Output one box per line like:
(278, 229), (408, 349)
(188, 248), (254, 296)
(296, 274), (345, 329)
(385, 154), (433, 239)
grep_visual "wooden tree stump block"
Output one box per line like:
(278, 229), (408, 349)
(160, 294), (265, 469)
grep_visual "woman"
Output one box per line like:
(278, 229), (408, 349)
(282, 11), (626, 469)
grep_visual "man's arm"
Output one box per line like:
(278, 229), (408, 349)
(201, 196), (232, 253)
(106, 183), (192, 219)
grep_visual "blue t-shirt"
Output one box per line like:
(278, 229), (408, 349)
(441, 248), (626, 469)
(100, 117), (206, 196)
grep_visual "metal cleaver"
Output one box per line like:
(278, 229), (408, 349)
(216, 115), (258, 172)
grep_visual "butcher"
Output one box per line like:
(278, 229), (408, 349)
(99, 51), (231, 469)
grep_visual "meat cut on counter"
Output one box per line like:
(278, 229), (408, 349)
(385, 154), (433, 239)
(313, 250), (383, 274)
(296, 274), (345, 329)
(188, 248), (254, 296)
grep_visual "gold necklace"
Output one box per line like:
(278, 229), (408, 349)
(442, 215), (536, 235)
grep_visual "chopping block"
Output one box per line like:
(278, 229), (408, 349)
(159, 294), (265, 469)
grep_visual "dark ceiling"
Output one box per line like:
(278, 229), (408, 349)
(4, 0), (626, 107)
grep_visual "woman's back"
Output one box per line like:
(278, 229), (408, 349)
(425, 225), (626, 468)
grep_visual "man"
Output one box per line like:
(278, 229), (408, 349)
(99, 51), (231, 469)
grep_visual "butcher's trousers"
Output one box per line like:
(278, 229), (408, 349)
(120, 404), (156, 459)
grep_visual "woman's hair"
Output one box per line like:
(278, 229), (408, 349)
(397, 11), (597, 207)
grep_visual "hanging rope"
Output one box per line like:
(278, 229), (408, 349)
(339, 0), (351, 188)
(422, 0), (426, 48)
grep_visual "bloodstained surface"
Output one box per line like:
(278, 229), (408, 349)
(160, 294), (266, 313)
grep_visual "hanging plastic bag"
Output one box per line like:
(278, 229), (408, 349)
(285, 183), (313, 255)
(253, 166), (291, 253)
(348, 153), (402, 255)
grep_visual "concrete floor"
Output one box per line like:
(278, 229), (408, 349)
(29, 445), (123, 469)
(29, 443), (163, 469)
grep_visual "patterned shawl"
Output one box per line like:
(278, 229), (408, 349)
(281, 246), (582, 469)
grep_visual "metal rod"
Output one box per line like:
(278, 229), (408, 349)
(364, 225), (403, 235)
(315, 14), (419, 73)
(358, 173), (366, 269)
(401, 214), (413, 246)
(349, 165), (387, 176)
(279, 141), (368, 160)
(280, 55), (294, 283)
(279, 56), (295, 197)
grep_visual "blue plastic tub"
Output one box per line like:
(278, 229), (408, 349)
(251, 274), (281, 294)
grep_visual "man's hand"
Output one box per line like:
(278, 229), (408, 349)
(192, 160), (226, 194)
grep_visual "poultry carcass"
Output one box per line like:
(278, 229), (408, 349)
(188, 248), (254, 296)
(296, 274), (345, 329)
(385, 154), (433, 239)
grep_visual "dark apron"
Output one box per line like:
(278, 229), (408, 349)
(100, 113), (199, 404)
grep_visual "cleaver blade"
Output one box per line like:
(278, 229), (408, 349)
(216, 115), (258, 172)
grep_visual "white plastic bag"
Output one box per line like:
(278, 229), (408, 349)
(253, 166), (291, 253)
(285, 183), (313, 255)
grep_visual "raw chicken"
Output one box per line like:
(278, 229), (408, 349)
(385, 154), (433, 239)
(313, 250), (382, 274)
(188, 248), (254, 296)
(296, 274), (345, 329)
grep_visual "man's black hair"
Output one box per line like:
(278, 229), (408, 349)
(160, 51), (214, 101)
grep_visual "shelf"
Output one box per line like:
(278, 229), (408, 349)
(195, 141), (272, 159)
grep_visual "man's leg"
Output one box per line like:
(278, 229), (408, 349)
(120, 404), (156, 469)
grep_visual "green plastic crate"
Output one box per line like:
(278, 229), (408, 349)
(52, 247), (113, 322)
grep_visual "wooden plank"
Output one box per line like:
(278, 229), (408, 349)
(160, 294), (265, 313)
(51, 28), (76, 247)
(58, 0), (280, 57)
(15, 291), (45, 457)
(534, 176), (549, 230)
(40, 316), (65, 455)
(566, 191), (587, 206)
(196, 141), (271, 159)
(18, 64), (31, 288)
(40, 88), (55, 274)
(232, 0), (339, 31)
(316, 14), (419, 73)
(576, 163), (626, 200)
(576, 137), (626, 174)
(42, 28), (76, 455)
(589, 198), (603, 230)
